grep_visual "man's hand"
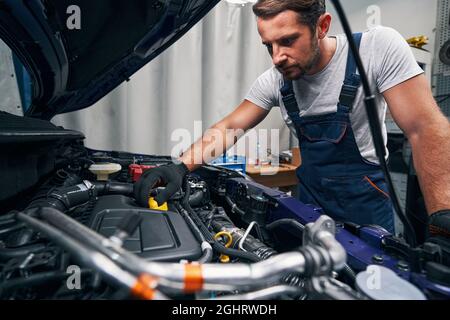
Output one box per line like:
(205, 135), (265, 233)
(134, 162), (189, 207)
(429, 210), (450, 238)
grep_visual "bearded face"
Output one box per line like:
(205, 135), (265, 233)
(257, 10), (322, 80)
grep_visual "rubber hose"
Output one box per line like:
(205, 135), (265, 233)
(181, 184), (261, 262)
(0, 243), (47, 261)
(0, 269), (91, 290)
(225, 196), (246, 216)
(266, 219), (305, 233)
(92, 181), (134, 196)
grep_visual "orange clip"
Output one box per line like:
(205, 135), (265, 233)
(184, 263), (204, 293)
(131, 274), (158, 300)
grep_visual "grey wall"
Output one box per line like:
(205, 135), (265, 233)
(53, 2), (290, 158)
(327, 0), (438, 57)
(1, 1), (440, 158)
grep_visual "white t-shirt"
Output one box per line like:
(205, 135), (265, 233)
(245, 26), (424, 164)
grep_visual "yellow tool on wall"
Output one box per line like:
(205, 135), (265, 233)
(406, 35), (429, 50)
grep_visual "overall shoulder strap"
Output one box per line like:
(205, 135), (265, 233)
(339, 33), (363, 110)
(280, 78), (300, 115)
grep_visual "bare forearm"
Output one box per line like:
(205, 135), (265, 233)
(179, 121), (244, 172)
(177, 100), (269, 172)
(409, 118), (450, 214)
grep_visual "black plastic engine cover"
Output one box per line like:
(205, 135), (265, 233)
(0, 112), (84, 203)
(88, 195), (202, 262)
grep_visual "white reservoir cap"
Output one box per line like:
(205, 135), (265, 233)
(88, 163), (122, 181)
(356, 265), (426, 300)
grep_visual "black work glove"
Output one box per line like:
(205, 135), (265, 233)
(134, 162), (189, 207)
(428, 210), (450, 238)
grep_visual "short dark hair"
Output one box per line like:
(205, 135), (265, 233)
(253, 0), (326, 32)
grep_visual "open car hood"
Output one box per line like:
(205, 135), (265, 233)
(0, 0), (219, 120)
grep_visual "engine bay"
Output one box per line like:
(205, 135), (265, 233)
(1, 122), (450, 300)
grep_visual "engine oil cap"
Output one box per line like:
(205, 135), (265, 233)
(355, 265), (426, 300)
(148, 197), (168, 211)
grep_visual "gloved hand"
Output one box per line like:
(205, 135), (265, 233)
(428, 210), (450, 238)
(134, 162), (189, 207)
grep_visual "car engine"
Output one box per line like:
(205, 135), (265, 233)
(1, 114), (449, 300)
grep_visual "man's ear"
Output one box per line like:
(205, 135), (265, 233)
(317, 13), (332, 39)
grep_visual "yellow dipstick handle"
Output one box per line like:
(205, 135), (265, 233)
(214, 231), (233, 263)
(148, 197), (168, 211)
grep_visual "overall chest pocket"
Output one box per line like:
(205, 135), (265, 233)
(299, 121), (348, 144)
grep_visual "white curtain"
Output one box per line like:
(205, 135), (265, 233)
(53, 1), (292, 159)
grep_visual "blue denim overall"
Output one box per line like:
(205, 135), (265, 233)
(281, 33), (394, 232)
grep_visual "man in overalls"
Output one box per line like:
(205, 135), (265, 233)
(135, 0), (450, 237)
